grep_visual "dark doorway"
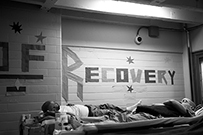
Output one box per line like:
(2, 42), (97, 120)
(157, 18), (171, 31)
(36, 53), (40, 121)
(192, 51), (203, 104)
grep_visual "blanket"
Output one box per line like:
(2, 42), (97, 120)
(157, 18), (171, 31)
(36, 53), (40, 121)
(59, 115), (203, 135)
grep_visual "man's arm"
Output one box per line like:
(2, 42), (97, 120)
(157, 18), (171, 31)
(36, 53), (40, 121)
(163, 99), (188, 115)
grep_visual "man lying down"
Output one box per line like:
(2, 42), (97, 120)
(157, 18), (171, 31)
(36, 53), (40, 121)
(41, 98), (196, 117)
(39, 98), (203, 129)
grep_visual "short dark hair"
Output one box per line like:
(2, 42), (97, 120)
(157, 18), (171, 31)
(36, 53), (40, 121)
(41, 101), (60, 113)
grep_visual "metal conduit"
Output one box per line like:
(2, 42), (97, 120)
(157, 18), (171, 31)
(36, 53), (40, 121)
(183, 25), (194, 102)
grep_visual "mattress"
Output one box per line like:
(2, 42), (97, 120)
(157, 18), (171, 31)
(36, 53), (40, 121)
(59, 115), (203, 135)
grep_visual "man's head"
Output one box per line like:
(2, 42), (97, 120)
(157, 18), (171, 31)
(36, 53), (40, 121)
(41, 101), (60, 113)
(181, 98), (196, 110)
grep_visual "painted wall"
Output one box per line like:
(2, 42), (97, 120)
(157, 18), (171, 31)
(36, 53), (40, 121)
(62, 18), (186, 107)
(62, 19), (183, 53)
(0, 5), (61, 135)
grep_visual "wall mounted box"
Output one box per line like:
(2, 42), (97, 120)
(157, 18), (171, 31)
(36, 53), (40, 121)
(148, 26), (159, 37)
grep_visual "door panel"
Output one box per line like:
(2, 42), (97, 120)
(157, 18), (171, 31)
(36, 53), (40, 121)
(192, 51), (203, 104)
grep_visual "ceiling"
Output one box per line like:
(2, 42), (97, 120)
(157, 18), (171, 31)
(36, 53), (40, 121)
(10, 0), (203, 11)
(8, 0), (203, 29)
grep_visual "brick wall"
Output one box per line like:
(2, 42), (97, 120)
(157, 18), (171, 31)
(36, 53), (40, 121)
(0, 4), (61, 135)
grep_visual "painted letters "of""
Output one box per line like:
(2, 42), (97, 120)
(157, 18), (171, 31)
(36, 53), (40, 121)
(0, 42), (45, 72)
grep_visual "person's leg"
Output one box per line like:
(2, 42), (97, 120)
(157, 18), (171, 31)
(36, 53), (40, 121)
(98, 103), (125, 112)
(126, 100), (142, 112)
(86, 104), (113, 117)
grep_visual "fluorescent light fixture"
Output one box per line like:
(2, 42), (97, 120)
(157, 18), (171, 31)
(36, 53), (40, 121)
(55, 0), (203, 24)
(89, 0), (168, 18)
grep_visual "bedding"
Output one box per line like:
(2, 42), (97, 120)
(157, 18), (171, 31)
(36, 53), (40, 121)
(58, 115), (203, 135)
(41, 112), (159, 134)
(77, 100), (192, 123)
(38, 100), (203, 135)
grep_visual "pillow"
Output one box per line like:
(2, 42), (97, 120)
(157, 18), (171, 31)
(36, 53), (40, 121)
(195, 107), (203, 116)
(181, 103), (195, 116)
(194, 104), (203, 112)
